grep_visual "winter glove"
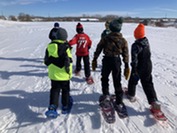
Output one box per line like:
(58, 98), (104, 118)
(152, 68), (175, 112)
(132, 67), (139, 81)
(92, 58), (97, 71)
(124, 63), (130, 80)
(64, 56), (70, 74)
(69, 46), (73, 50)
(133, 72), (139, 82)
(124, 67), (130, 80)
(65, 66), (70, 74)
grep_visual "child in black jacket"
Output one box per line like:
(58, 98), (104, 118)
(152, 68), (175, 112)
(127, 23), (166, 120)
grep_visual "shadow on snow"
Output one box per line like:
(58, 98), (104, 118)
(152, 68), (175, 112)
(0, 57), (47, 79)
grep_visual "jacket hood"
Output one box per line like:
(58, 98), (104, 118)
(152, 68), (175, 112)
(135, 37), (149, 46)
(107, 32), (123, 41)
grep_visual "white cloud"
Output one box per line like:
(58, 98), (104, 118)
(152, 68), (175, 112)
(65, 11), (139, 17)
(0, 0), (61, 6)
(159, 8), (177, 13)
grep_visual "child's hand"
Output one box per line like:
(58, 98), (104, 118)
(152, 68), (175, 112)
(92, 59), (97, 71)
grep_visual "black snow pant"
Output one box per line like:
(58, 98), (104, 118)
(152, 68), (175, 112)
(75, 55), (90, 78)
(128, 70), (158, 104)
(49, 80), (70, 108)
(101, 56), (123, 104)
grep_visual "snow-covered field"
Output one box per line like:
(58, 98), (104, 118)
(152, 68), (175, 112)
(0, 20), (177, 133)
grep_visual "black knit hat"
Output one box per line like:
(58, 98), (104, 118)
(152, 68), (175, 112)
(54, 22), (59, 28)
(56, 27), (68, 40)
(109, 17), (123, 32)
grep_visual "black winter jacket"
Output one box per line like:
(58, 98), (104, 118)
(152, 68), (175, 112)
(131, 37), (152, 75)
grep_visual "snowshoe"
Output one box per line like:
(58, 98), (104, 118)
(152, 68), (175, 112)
(99, 95), (115, 124)
(114, 102), (128, 118)
(110, 95), (128, 118)
(150, 102), (167, 121)
(86, 76), (94, 84)
(45, 104), (58, 118)
(127, 94), (136, 102)
(74, 69), (81, 76)
(62, 96), (73, 114)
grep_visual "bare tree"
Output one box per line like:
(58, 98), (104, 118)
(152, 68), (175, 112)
(18, 13), (32, 21)
(9, 15), (17, 21)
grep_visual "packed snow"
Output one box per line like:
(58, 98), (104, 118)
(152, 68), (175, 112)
(0, 20), (177, 133)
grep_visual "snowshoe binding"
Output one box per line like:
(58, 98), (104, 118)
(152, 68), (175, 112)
(150, 102), (167, 121)
(110, 95), (128, 118)
(114, 102), (128, 118)
(62, 96), (73, 114)
(45, 104), (59, 118)
(86, 76), (94, 84)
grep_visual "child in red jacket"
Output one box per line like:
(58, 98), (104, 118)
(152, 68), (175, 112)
(69, 23), (93, 84)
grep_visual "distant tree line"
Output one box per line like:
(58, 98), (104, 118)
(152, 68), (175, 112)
(0, 12), (145, 22)
(1, 12), (177, 28)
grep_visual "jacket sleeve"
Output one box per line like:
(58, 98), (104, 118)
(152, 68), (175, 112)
(122, 39), (129, 64)
(44, 49), (51, 66)
(68, 35), (78, 46)
(131, 43), (139, 70)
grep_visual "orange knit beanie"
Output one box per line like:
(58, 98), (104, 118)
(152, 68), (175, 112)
(134, 23), (145, 39)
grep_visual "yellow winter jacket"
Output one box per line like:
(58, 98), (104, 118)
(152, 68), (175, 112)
(44, 40), (72, 81)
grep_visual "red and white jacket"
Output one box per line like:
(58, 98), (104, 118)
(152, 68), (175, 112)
(69, 33), (92, 56)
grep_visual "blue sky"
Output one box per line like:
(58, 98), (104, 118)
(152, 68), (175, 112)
(1, 0), (177, 18)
